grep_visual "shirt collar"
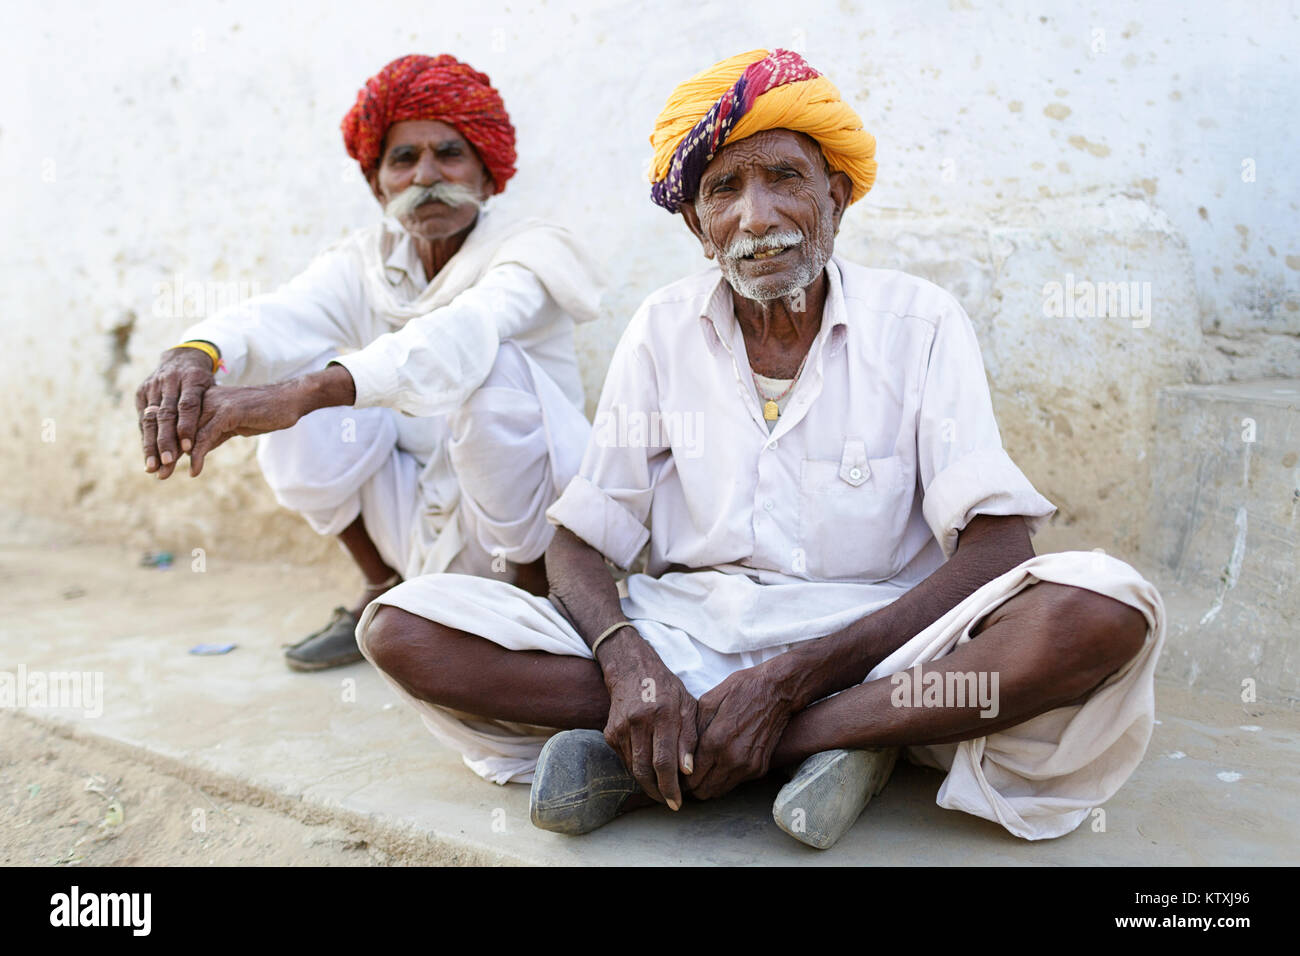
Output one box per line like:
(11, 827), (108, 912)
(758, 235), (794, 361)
(698, 254), (850, 358)
(381, 218), (425, 288)
(378, 208), (491, 290)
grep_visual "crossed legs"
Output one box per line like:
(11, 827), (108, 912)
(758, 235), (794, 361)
(362, 580), (1148, 785)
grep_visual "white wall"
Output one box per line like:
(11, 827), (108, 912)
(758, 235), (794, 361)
(2, 0), (1297, 564)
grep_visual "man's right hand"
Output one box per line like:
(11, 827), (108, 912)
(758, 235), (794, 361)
(136, 347), (216, 479)
(596, 628), (699, 811)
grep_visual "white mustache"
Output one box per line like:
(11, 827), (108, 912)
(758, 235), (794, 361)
(385, 182), (483, 220)
(723, 230), (804, 260)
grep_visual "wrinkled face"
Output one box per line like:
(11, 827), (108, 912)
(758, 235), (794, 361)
(368, 119), (493, 241)
(682, 129), (851, 301)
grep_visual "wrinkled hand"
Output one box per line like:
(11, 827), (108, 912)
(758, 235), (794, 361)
(188, 383), (304, 477)
(599, 632), (699, 810)
(136, 348), (215, 479)
(687, 663), (799, 801)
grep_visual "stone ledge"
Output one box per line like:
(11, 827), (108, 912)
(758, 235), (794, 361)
(4, 542), (1297, 865)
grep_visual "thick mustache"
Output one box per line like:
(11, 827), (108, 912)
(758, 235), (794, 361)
(385, 182), (483, 220)
(723, 230), (804, 260)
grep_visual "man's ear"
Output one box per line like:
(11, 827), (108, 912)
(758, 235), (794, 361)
(679, 202), (716, 260)
(827, 169), (853, 233)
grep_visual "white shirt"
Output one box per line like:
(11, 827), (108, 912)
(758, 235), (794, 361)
(547, 255), (1057, 588)
(181, 215), (590, 438)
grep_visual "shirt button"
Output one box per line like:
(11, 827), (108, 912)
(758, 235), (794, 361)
(767, 439), (778, 450)
(763, 499), (775, 512)
(849, 467), (863, 481)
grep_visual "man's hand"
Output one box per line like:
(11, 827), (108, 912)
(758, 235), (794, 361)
(686, 661), (799, 800)
(136, 348), (215, 479)
(188, 383), (306, 477)
(598, 629), (699, 811)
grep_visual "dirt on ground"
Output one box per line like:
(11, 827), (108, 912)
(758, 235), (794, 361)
(0, 712), (384, 866)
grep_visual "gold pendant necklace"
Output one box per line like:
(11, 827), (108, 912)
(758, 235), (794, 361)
(753, 353), (809, 422)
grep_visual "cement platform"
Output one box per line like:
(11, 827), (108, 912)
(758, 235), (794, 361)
(3, 538), (1298, 865)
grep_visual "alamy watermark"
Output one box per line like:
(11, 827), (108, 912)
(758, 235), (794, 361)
(1041, 273), (1151, 328)
(50, 886), (150, 936)
(890, 665), (1000, 719)
(0, 664), (103, 718)
(152, 273), (264, 319)
(593, 404), (705, 459)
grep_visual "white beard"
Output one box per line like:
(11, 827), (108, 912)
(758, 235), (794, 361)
(722, 252), (824, 301)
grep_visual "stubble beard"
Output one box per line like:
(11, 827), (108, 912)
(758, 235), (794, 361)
(716, 206), (835, 303)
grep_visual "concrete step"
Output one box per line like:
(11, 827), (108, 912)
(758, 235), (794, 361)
(3, 541), (1298, 865)
(1143, 379), (1300, 703)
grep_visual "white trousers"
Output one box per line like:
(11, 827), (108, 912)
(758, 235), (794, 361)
(355, 549), (1166, 841)
(255, 341), (590, 582)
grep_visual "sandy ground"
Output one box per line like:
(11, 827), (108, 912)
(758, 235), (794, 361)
(0, 712), (384, 866)
(1, 510), (388, 867)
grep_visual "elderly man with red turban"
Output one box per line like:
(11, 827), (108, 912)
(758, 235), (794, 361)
(351, 50), (1165, 849)
(135, 54), (603, 671)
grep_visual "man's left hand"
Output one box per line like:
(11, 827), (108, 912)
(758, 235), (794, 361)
(686, 662), (798, 800)
(188, 383), (304, 476)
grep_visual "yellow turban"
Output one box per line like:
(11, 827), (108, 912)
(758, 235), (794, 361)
(648, 49), (877, 212)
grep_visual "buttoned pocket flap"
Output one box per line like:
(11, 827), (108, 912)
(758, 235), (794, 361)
(839, 439), (870, 486)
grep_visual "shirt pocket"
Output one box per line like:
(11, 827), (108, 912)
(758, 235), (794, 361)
(798, 439), (912, 582)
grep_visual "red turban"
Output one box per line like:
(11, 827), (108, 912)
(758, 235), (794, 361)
(340, 53), (516, 193)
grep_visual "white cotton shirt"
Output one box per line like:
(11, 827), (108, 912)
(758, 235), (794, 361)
(547, 255), (1058, 600)
(179, 212), (602, 578)
(180, 213), (591, 435)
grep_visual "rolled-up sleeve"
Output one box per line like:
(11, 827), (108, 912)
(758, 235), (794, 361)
(917, 295), (1056, 558)
(546, 309), (663, 569)
(332, 263), (551, 417)
(180, 247), (364, 386)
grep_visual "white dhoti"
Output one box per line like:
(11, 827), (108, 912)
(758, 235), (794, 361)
(255, 341), (590, 582)
(355, 549), (1165, 841)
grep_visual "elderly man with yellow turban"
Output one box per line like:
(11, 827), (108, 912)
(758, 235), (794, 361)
(135, 54), (603, 671)
(354, 50), (1165, 848)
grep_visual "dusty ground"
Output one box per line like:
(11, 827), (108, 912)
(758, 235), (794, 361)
(1, 509), (388, 867)
(0, 712), (383, 866)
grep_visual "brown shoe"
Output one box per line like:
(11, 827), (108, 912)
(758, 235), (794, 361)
(283, 607), (364, 672)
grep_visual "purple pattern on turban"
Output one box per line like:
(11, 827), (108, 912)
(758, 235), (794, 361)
(650, 49), (821, 213)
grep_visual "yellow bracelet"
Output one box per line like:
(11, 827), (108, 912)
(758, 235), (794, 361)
(174, 340), (221, 374)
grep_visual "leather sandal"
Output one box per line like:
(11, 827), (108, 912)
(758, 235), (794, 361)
(772, 747), (899, 849)
(283, 606), (364, 672)
(529, 730), (642, 835)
